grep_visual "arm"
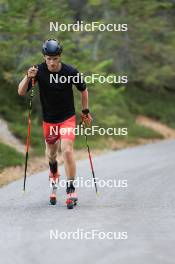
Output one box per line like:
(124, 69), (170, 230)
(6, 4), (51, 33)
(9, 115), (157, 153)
(18, 75), (31, 96)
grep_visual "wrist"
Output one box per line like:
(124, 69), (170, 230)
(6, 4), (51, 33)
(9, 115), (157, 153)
(82, 108), (90, 115)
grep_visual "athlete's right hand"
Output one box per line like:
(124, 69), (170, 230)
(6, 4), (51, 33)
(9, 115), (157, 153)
(27, 66), (38, 79)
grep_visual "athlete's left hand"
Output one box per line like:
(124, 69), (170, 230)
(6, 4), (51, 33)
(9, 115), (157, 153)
(81, 109), (92, 126)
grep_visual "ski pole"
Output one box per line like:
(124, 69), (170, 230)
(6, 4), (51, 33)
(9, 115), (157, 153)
(23, 77), (35, 192)
(80, 122), (98, 195)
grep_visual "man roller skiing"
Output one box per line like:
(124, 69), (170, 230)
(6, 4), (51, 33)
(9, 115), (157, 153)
(18, 39), (92, 209)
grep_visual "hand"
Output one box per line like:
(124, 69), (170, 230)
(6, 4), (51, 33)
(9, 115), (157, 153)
(81, 110), (93, 126)
(27, 65), (38, 79)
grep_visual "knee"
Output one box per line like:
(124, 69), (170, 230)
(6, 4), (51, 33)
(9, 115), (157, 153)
(62, 144), (73, 156)
(45, 143), (58, 162)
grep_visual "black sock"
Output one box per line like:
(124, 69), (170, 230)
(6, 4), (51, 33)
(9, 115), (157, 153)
(49, 161), (57, 174)
(66, 180), (75, 193)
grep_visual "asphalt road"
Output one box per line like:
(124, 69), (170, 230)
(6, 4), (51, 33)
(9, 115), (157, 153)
(0, 139), (175, 264)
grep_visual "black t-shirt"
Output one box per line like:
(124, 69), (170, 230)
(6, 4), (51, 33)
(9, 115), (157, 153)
(27, 62), (86, 123)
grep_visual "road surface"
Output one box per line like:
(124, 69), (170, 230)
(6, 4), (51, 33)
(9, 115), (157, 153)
(0, 139), (175, 264)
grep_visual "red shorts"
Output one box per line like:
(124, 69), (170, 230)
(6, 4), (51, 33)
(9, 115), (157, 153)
(43, 115), (76, 144)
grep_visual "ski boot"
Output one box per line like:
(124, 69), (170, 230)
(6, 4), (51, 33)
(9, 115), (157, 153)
(66, 181), (78, 209)
(49, 161), (60, 205)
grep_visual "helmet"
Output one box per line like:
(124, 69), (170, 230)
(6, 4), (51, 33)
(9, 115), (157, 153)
(42, 39), (63, 56)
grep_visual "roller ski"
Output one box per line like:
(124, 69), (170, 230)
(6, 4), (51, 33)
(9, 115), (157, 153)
(66, 181), (78, 209)
(49, 161), (59, 205)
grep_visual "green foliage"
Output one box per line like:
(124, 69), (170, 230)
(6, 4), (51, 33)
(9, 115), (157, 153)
(126, 86), (175, 128)
(0, 143), (24, 171)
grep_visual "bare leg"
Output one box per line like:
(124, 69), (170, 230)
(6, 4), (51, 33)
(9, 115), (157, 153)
(61, 139), (76, 181)
(45, 140), (59, 164)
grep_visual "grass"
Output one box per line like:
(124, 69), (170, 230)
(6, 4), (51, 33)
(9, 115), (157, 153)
(0, 143), (24, 171)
